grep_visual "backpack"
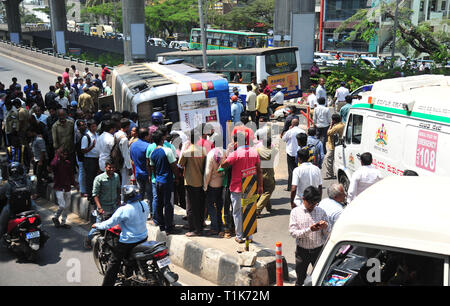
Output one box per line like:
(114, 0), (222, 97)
(9, 178), (32, 215)
(110, 134), (126, 170)
(302, 140), (320, 167)
(76, 133), (91, 162)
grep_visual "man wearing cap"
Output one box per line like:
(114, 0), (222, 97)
(231, 95), (244, 124)
(270, 85), (284, 113)
(333, 82), (350, 112)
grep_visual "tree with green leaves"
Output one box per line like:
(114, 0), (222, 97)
(212, 0), (274, 32)
(145, 0), (198, 37)
(82, 2), (121, 28)
(335, 0), (449, 64)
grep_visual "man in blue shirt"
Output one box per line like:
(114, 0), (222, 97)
(23, 79), (34, 101)
(307, 127), (325, 169)
(93, 185), (149, 286)
(130, 127), (152, 207)
(339, 95), (353, 124)
(231, 95), (244, 124)
(149, 130), (180, 234)
(146, 125), (177, 219)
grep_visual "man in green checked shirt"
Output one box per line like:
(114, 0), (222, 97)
(84, 160), (121, 249)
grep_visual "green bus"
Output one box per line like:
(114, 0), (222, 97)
(190, 28), (268, 50)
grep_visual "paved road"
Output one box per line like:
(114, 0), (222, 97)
(0, 197), (215, 286)
(0, 52), (59, 93)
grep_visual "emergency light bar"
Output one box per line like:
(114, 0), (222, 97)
(190, 81), (214, 92)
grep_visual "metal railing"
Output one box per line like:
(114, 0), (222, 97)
(0, 39), (115, 70)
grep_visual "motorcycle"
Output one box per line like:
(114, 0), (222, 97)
(1, 173), (49, 262)
(91, 212), (179, 286)
(3, 208), (48, 262)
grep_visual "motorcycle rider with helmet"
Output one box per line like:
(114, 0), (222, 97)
(0, 162), (38, 237)
(92, 184), (150, 286)
(148, 112), (163, 140)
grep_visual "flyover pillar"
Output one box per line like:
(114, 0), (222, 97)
(122, 0), (146, 64)
(49, 0), (67, 54)
(3, 0), (22, 44)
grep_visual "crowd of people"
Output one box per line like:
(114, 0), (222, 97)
(0, 64), (421, 285)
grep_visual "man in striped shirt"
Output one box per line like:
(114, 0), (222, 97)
(289, 186), (330, 286)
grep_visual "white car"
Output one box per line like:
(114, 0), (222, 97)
(356, 56), (382, 69)
(314, 52), (346, 67)
(147, 37), (168, 47)
(169, 41), (190, 50)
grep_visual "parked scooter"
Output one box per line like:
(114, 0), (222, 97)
(1, 162), (49, 262)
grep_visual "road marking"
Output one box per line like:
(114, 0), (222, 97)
(0, 51), (60, 76)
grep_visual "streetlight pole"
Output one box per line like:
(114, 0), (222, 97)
(198, 0), (207, 71)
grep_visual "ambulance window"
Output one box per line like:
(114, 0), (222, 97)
(321, 244), (445, 286)
(345, 114), (353, 144)
(352, 115), (363, 144)
(346, 114), (363, 145)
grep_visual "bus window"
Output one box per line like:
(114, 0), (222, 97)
(221, 34), (230, 48)
(229, 35), (238, 48)
(238, 35), (246, 48)
(193, 56), (203, 67)
(237, 55), (256, 71)
(213, 32), (222, 47)
(241, 72), (252, 84)
(247, 37), (256, 48)
(192, 30), (200, 43)
(208, 55), (221, 70)
(183, 56), (194, 64)
(220, 71), (232, 82)
(265, 50), (297, 75)
(256, 36), (266, 48)
(221, 55), (237, 71)
(207, 31), (214, 46)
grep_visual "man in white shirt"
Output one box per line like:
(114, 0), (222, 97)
(313, 97), (332, 155)
(81, 119), (99, 201)
(55, 90), (69, 109)
(307, 87), (317, 121)
(282, 118), (306, 191)
(270, 84), (284, 113)
(289, 185), (329, 286)
(290, 148), (322, 208)
(97, 120), (115, 172)
(246, 84), (257, 124)
(115, 118), (132, 188)
(347, 152), (383, 202)
(318, 183), (346, 230)
(307, 88), (317, 110)
(33, 106), (48, 125)
(333, 82), (350, 112)
(315, 78), (327, 101)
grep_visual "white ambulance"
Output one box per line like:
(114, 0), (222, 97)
(309, 176), (450, 286)
(334, 74), (450, 190)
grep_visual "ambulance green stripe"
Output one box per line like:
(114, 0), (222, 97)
(351, 103), (450, 124)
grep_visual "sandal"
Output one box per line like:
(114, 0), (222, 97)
(218, 232), (225, 238)
(224, 232), (232, 239)
(235, 237), (245, 244)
